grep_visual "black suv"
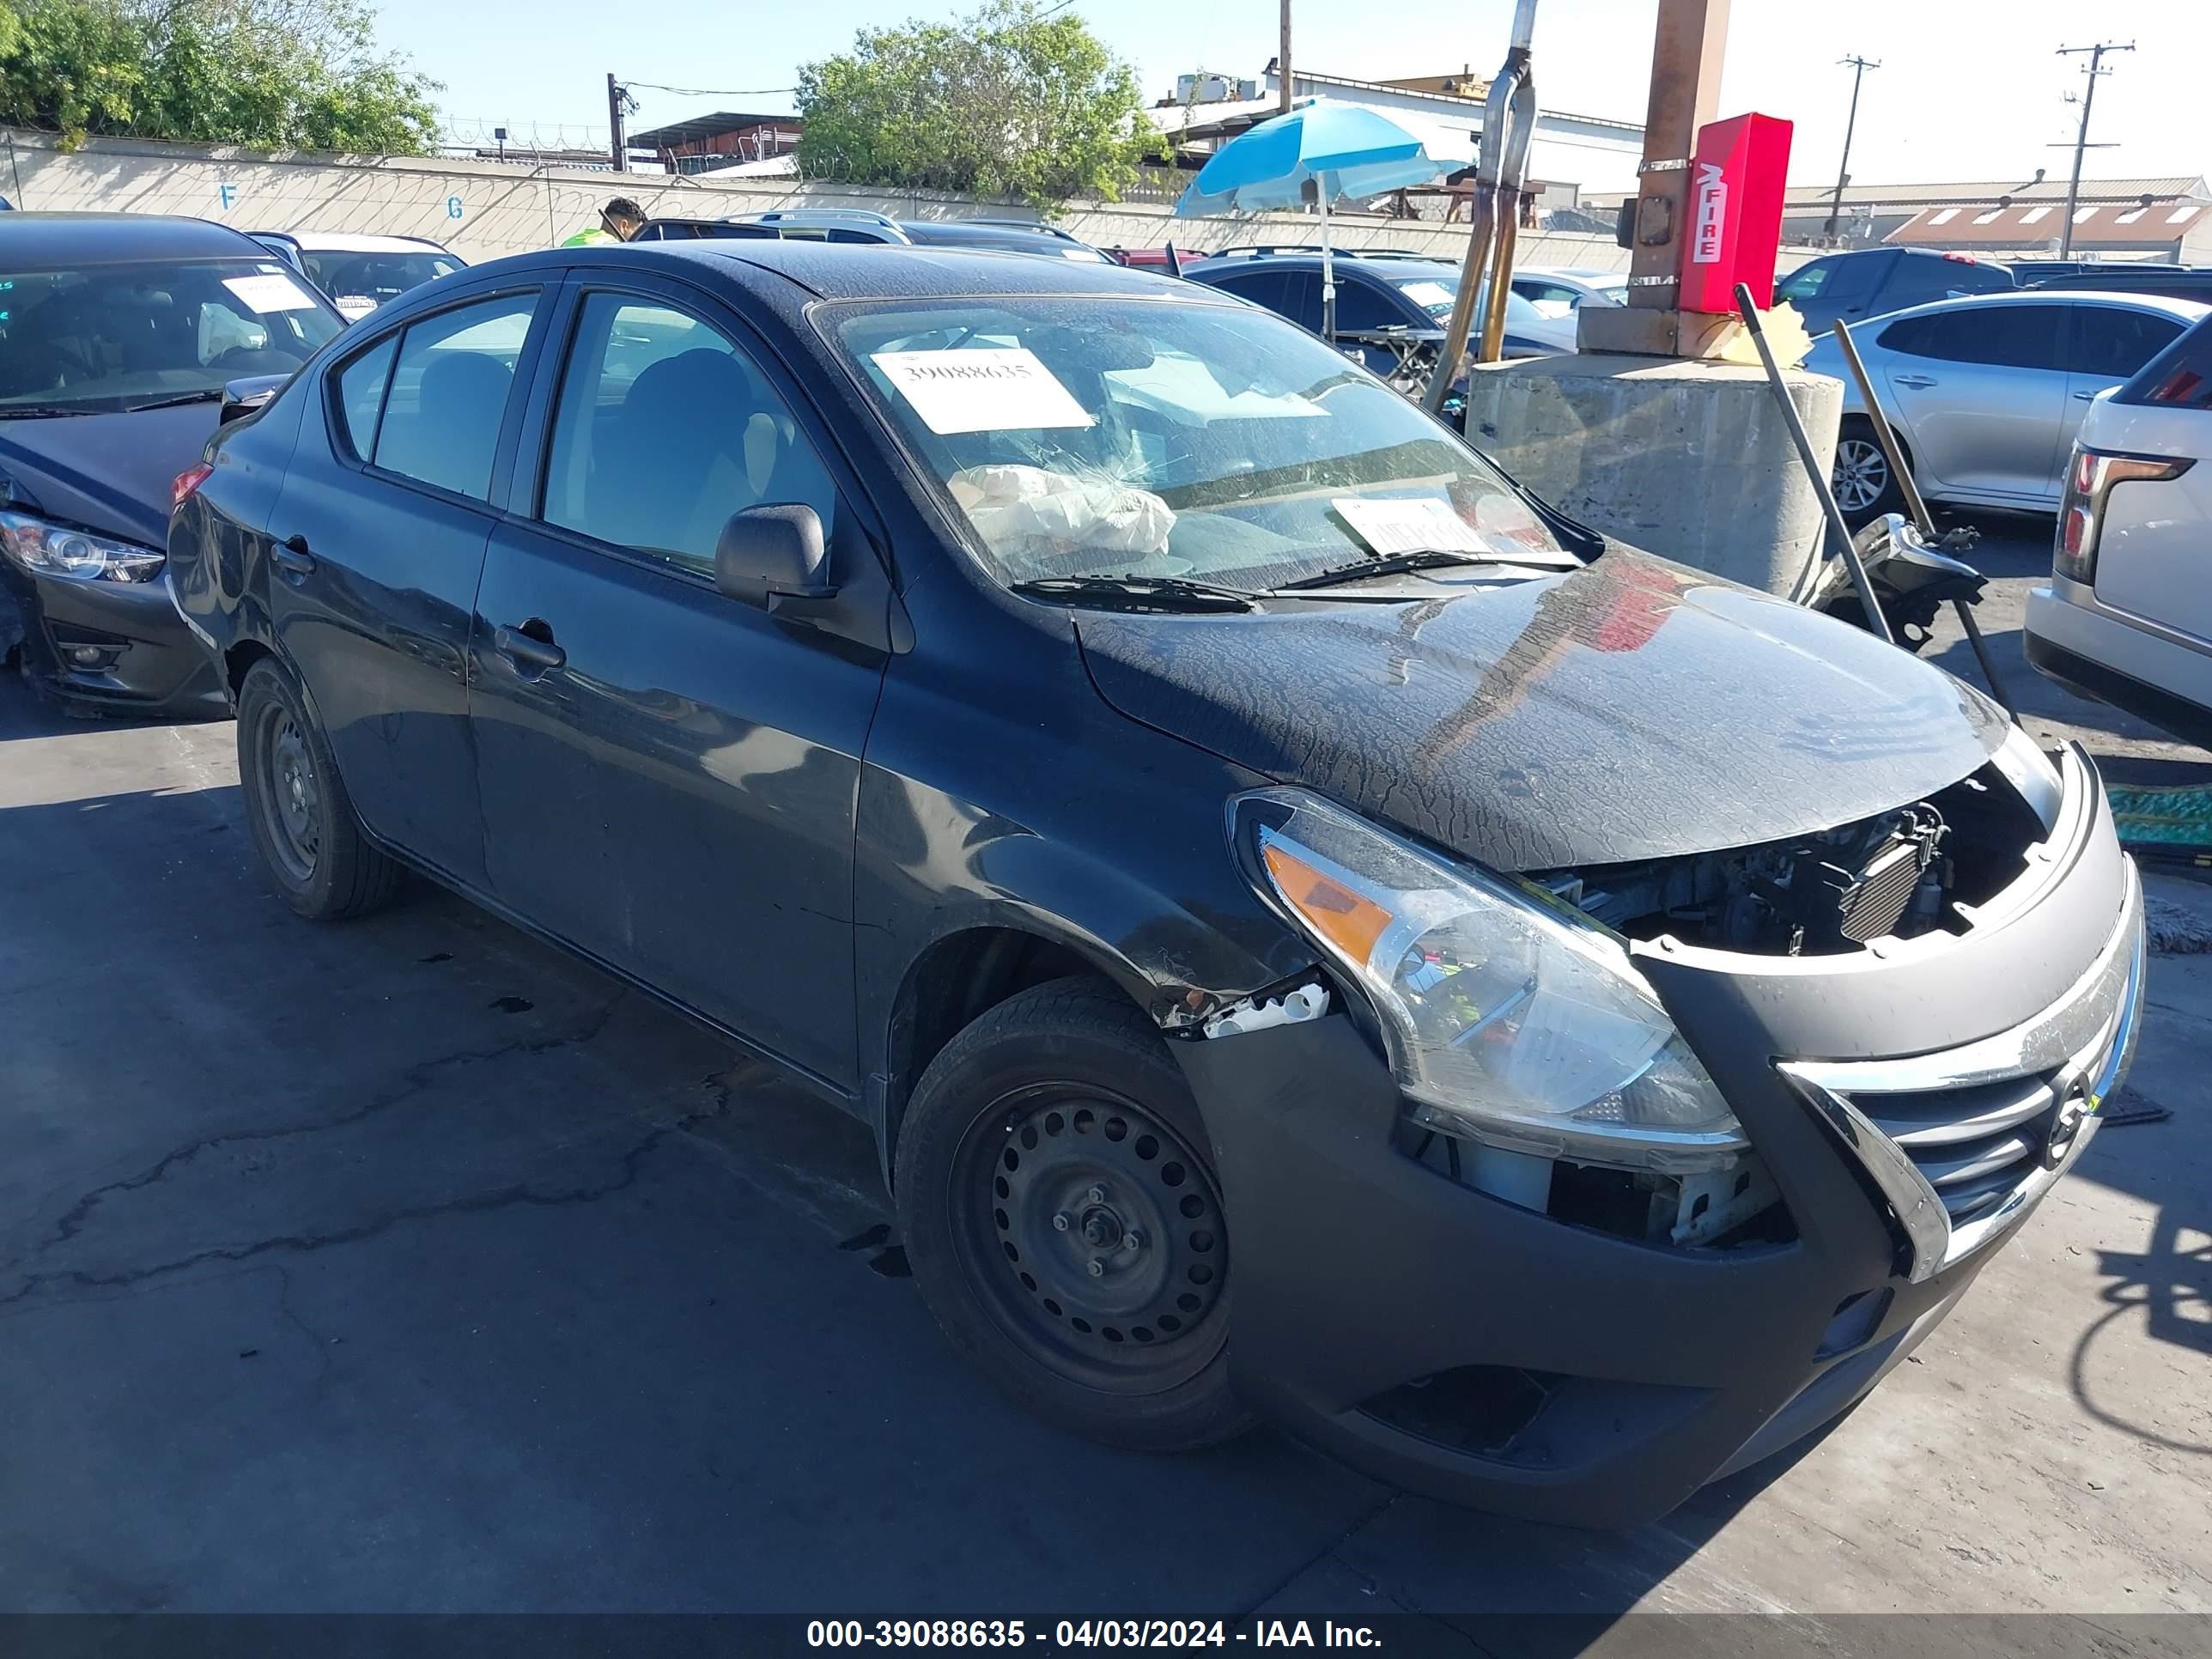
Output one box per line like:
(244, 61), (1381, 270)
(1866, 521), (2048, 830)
(1773, 246), (2015, 336)
(169, 240), (2141, 1527)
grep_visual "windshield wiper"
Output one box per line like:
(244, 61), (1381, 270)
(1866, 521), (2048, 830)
(0, 405), (100, 419)
(1011, 574), (1255, 612)
(122, 390), (225, 412)
(1273, 549), (1499, 589)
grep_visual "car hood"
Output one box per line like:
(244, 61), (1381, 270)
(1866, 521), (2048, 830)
(1075, 548), (2011, 872)
(0, 405), (219, 549)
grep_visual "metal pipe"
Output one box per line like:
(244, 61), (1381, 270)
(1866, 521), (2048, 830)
(1832, 318), (1933, 537)
(1425, 185), (1496, 413)
(1832, 318), (2018, 713)
(1476, 205), (1521, 362)
(1733, 282), (1893, 645)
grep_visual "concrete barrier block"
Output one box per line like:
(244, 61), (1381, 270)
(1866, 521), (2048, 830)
(1460, 353), (1843, 596)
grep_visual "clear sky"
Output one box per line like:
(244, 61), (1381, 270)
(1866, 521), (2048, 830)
(377, 0), (2209, 190)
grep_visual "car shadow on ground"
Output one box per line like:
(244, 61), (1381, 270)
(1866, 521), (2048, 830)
(0, 690), (1814, 1621)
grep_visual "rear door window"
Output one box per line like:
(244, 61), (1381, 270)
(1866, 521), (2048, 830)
(333, 334), (398, 459)
(2064, 306), (2187, 380)
(2114, 313), (2212, 409)
(1882, 304), (2066, 370)
(1206, 270), (1293, 313)
(371, 292), (537, 501)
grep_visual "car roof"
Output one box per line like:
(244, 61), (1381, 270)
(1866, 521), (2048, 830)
(266, 231), (453, 254)
(544, 239), (1194, 302)
(0, 211), (274, 264)
(1192, 252), (1458, 277)
(1877, 288), (2212, 324)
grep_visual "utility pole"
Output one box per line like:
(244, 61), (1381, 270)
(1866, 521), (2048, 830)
(2057, 40), (2133, 258)
(606, 72), (629, 173)
(1278, 0), (1293, 112)
(1825, 55), (1878, 244)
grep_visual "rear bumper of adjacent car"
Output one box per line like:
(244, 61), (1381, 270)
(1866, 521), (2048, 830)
(1, 565), (225, 716)
(1180, 746), (2142, 1528)
(2025, 577), (2212, 749)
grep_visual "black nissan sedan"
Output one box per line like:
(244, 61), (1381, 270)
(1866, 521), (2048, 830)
(0, 213), (345, 714)
(169, 241), (2142, 1527)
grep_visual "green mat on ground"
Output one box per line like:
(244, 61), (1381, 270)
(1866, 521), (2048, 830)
(2106, 783), (2212, 853)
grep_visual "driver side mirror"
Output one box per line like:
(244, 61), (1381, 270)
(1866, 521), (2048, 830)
(715, 502), (836, 611)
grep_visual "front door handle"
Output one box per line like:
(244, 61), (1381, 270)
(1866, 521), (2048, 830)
(493, 622), (566, 674)
(1893, 374), (1937, 389)
(270, 535), (316, 578)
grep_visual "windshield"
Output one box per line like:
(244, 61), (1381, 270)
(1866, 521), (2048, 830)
(299, 250), (460, 315)
(830, 295), (1571, 590)
(1388, 273), (1544, 331)
(0, 258), (342, 414)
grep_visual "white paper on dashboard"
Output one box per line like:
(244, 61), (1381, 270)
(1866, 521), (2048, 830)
(1331, 495), (1488, 556)
(222, 273), (321, 313)
(872, 348), (1097, 435)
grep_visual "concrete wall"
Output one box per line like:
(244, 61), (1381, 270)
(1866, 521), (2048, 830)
(1461, 354), (1843, 595)
(2, 128), (1650, 268)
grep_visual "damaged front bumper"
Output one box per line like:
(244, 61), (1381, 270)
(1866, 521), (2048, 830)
(1, 565), (225, 717)
(1176, 745), (2142, 1528)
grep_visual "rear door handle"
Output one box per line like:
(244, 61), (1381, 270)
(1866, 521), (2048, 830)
(1893, 374), (1937, 389)
(493, 623), (567, 674)
(270, 535), (316, 578)
(2071, 390), (2100, 401)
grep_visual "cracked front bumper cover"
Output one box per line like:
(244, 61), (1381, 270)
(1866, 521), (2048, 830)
(1178, 747), (2140, 1528)
(3, 565), (225, 715)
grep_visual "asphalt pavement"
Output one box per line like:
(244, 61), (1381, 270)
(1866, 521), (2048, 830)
(2, 538), (2209, 1646)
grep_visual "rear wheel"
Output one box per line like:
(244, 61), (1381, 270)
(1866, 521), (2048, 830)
(1833, 421), (1907, 521)
(896, 977), (1251, 1451)
(235, 659), (400, 921)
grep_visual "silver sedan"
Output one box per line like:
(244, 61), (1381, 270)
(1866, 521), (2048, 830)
(1804, 289), (2209, 519)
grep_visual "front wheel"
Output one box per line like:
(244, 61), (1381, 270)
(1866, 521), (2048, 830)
(1832, 422), (1907, 521)
(896, 977), (1252, 1452)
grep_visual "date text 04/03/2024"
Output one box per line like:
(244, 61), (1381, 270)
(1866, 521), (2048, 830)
(805, 1620), (1382, 1648)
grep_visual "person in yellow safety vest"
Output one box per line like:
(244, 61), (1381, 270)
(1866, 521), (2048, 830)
(562, 197), (646, 247)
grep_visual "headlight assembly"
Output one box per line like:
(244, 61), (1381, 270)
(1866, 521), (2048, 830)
(0, 509), (165, 583)
(1232, 788), (1747, 1174)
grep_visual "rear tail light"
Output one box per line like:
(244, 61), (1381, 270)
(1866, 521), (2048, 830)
(172, 464), (213, 511)
(2055, 445), (2193, 584)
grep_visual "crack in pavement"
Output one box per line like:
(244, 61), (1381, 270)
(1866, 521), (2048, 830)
(32, 994), (629, 1256)
(0, 1075), (726, 1318)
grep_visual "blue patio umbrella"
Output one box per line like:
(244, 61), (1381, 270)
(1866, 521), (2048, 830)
(1174, 99), (1465, 340)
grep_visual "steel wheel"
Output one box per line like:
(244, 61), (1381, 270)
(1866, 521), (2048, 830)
(253, 701), (322, 886)
(1832, 436), (1891, 514)
(952, 1081), (1228, 1394)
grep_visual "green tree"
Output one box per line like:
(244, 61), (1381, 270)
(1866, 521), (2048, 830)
(0, 0), (440, 153)
(795, 0), (1163, 207)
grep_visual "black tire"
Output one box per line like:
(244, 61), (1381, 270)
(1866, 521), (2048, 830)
(235, 658), (400, 921)
(896, 975), (1253, 1452)
(1832, 419), (1908, 522)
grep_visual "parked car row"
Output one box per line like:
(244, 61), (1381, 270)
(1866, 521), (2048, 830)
(1, 211), (2150, 1529)
(1804, 289), (2209, 516)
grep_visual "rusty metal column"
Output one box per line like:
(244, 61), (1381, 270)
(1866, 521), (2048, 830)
(1578, 0), (1731, 357)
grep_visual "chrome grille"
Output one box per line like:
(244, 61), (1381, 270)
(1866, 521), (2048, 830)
(1854, 1073), (2063, 1226)
(1779, 863), (2144, 1282)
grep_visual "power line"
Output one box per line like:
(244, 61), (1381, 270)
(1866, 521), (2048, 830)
(621, 80), (796, 100)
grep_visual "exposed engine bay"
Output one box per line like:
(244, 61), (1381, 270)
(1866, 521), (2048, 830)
(1405, 759), (2055, 1252)
(1531, 761), (2043, 957)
